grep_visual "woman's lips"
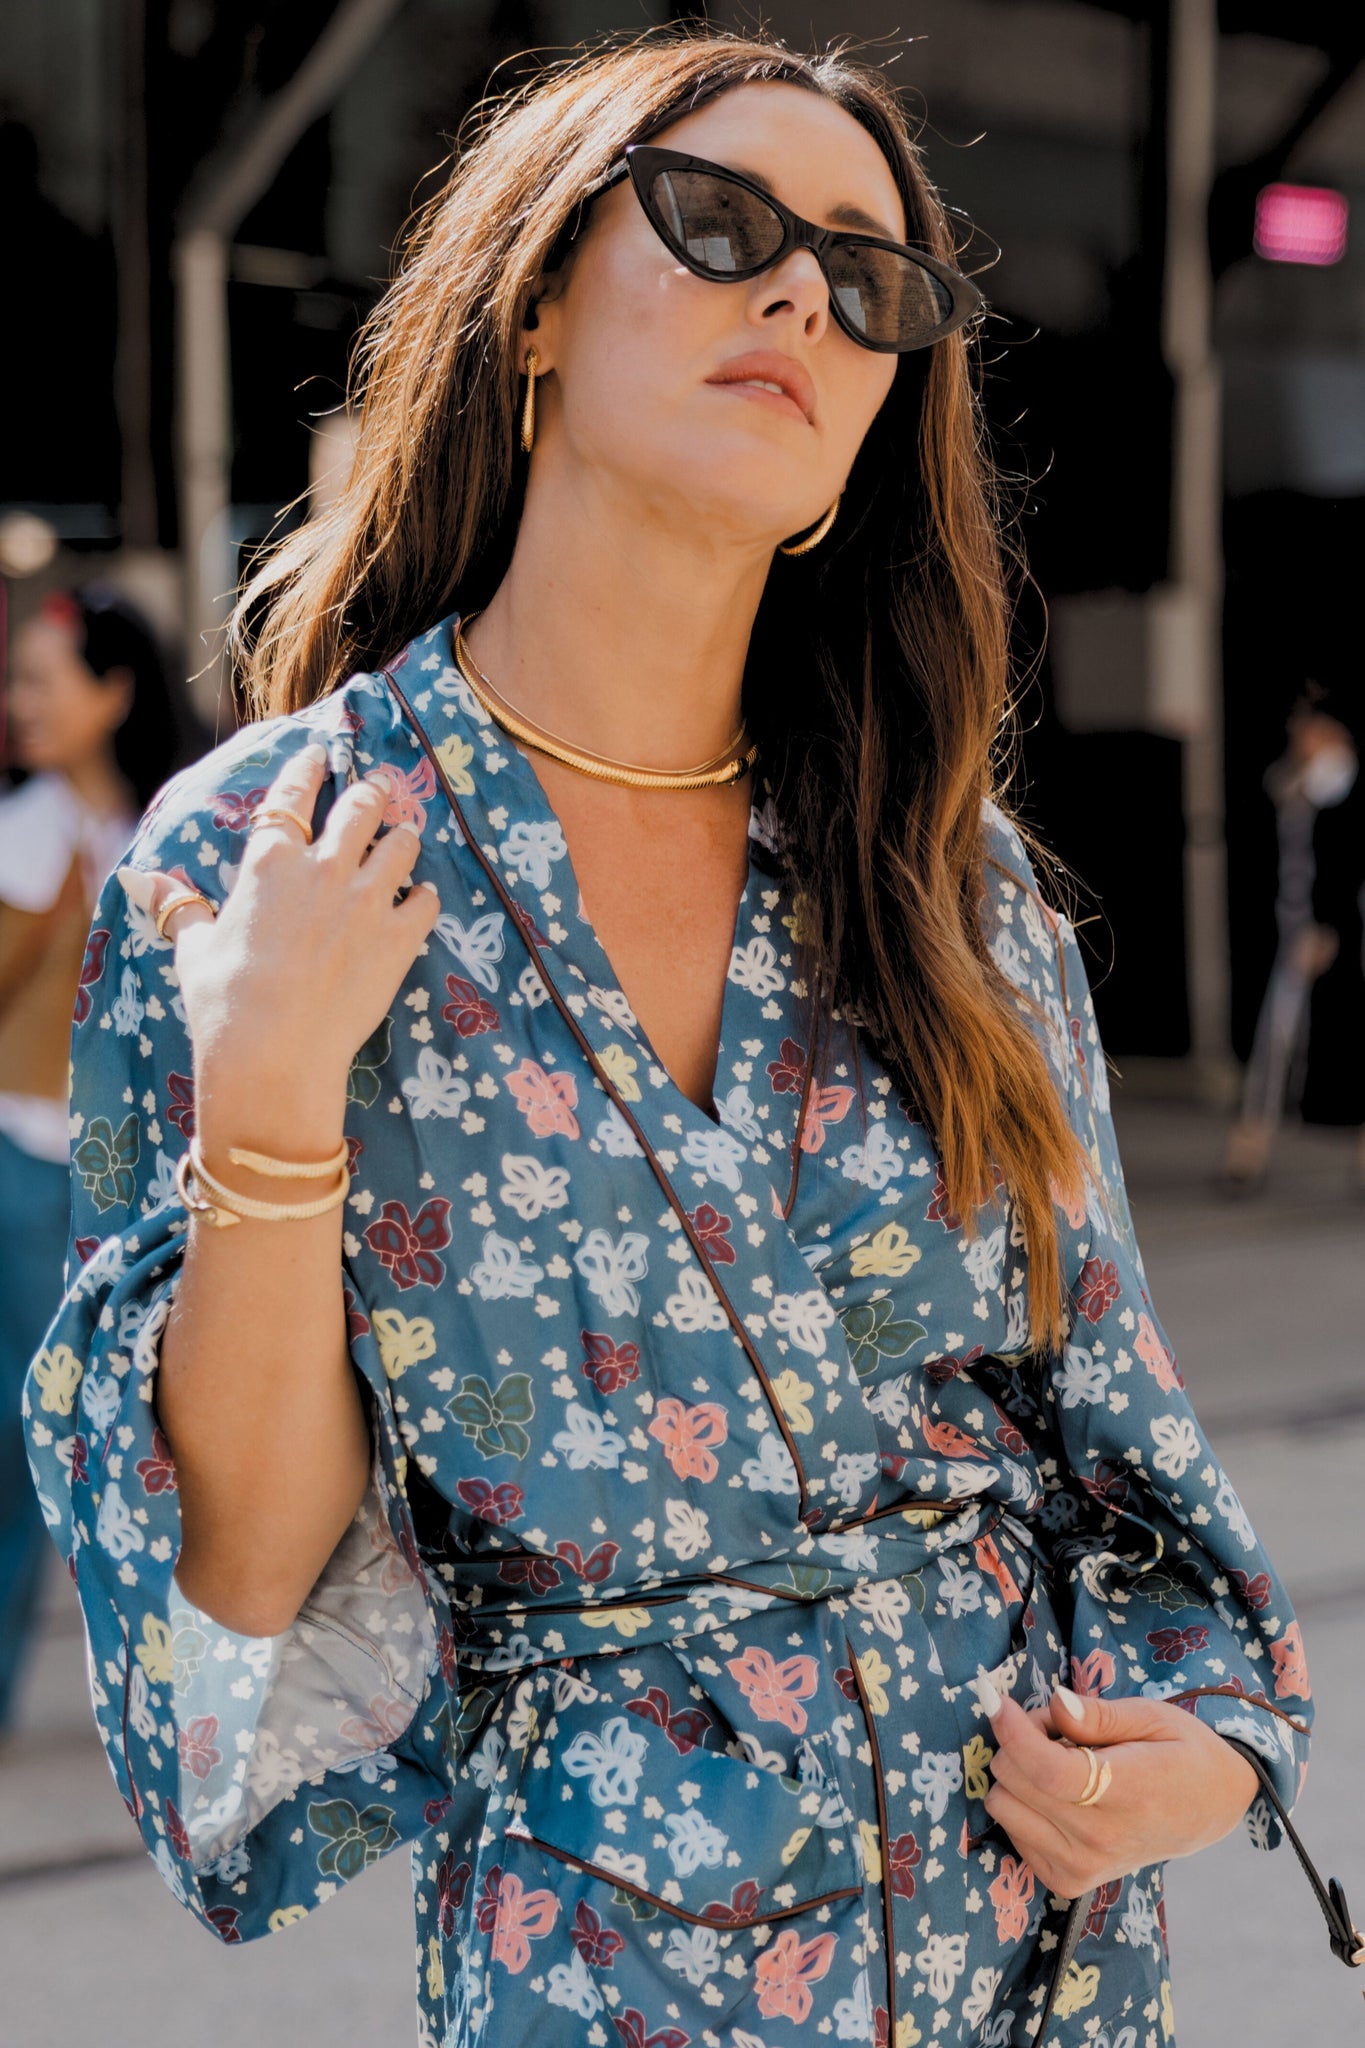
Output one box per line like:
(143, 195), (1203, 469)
(707, 378), (810, 425)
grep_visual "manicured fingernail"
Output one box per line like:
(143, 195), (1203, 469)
(418, 880), (440, 896)
(301, 742), (327, 764)
(1055, 1684), (1086, 1723)
(117, 865), (158, 912)
(972, 1665), (1003, 1718)
(394, 820), (422, 840)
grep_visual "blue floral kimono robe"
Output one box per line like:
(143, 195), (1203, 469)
(23, 613), (1312, 2048)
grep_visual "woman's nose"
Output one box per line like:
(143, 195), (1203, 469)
(752, 249), (830, 343)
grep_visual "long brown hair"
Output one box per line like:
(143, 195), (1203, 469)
(232, 27), (1086, 1351)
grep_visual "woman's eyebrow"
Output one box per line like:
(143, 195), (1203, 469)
(729, 161), (899, 242)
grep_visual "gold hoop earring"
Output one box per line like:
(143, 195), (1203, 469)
(778, 492), (841, 557)
(520, 346), (540, 454)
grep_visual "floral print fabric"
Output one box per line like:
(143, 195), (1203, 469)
(24, 614), (1311, 2048)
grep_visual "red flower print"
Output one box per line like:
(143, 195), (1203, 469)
(437, 1851), (471, 1937)
(165, 1799), (192, 1862)
(345, 1135), (364, 1176)
(626, 1685), (712, 1755)
(571, 1898), (625, 1969)
(211, 786), (268, 832)
(555, 1538), (619, 1585)
(924, 1345), (983, 1385)
(687, 1203), (735, 1264)
(753, 1927), (838, 2023)
(989, 1854), (1035, 1942)
(442, 973), (499, 1037)
(613, 2010), (690, 2048)
(74, 927), (110, 1024)
(70, 1434), (88, 1488)
(1270, 1620), (1311, 1700)
(178, 1715), (222, 1781)
(1082, 1878), (1123, 1940)
(648, 1398), (728, 1482)
(833, 1663), (859, 1702)
(926, 1168), (962, 1230)
(342, 1284), (370, 1341)
(505, 1058), (579, 1139)
(1075, 1256), (1121, 1323)
(702, 1880), (766, 1926)
(725, 1646), (819, 1733)
(580, 1331), (640, 1394)
(974, 1534), (1024, 1606)
(1146, 1624), (1211, 1664)
(364, 758), (436, 833)
(206, 1904), (242, 1943)
(888, 1831), (922, 1900)
(498, 1554), (563, 1595)
(363, 1197), (452, 1289)
(1080, 1459), (1131, 1511)
(924, 1416), (988, 1460)
(1069, 1014), (1088, 1070)
(455, 1477), (525, 1525)
(766, 1036), (807, 1095)
(1229, 1567), (1273, 1613)
(75, 1235), (101, 1265)
(994, 1409), (1027, 1456)
(424, 1794), (454, 1827)
(135, 1427), (178, 1496)
(511, 901), (550, 951)
(165, 1072), (195, 1139)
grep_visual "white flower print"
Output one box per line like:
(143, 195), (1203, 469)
(679, 1125), (747, 1193)
(469, 1230), (544, 1301)
(830, 1450), (880, 1510)
(1149, 1412), (1200, 1479)
(1119, 1884), (1158, 1950)
(95, 1481), (143, 1560)
(433, 909), (506, 990)
(401, 1046), (472, 1120)
(468, 1726), (507, 1791)
(498, 818), (566, 889)
(111, 964), (145, 1038)
(1020, 888), (1050, 954)
(714, 1083), (760, 1141)
(839, 1121), (903, 1191)
(768, 1287), (837, 1356)
(728, 934), (785, 998)
(820, 1525), (882, 1575)
(664, 1923), (722, 1987)
(518, 962), (549, 1007)
(663, 1267), (729, 1334)
(126, 1662), (157, 1742)
(562, 1714), (648, 1805)
(664, 1807), (728, 1876)
(865, 1372), (912, 1427)
(596, 1104), (644, 1156)
(546, 1950), (603, 2018)
(914, 1930), (968, 2002)
(1214, 1470), (1256, 1550)
(573, 1227), (650, 1316)
(833, 1968), (875, 2041)
(662, 1498), (710, 1561)
(990, 926), (1029, 992)
(938, 1553), (983, 1618)
(242, 1727), (303, 1801)
(141, 1149), (179, 1213)
(499, 1152), (571, 1221)
(911, 1749), (963, 1823)
(741, 1433), (801, 1495)
(588, 984), (636, 1031)
(962, 1224), (1006, 1294)
(82, 1371), (120, 1434)
(849, 1573), (913, 1638)
(961, 1967), (1004, 2030)
(1056, 1342), (1111, 1407)
(1003, 1285), (1030, 1353)
(552, 1402), (627, 1471)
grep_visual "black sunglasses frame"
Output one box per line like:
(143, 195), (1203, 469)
(583, 143), (986, 355)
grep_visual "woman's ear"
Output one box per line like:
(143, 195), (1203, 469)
(517, 264), (570, 375)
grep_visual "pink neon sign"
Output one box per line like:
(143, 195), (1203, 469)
(1254, 183), (1349, 267)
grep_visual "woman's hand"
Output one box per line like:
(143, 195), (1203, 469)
(977, 1675), (1260, 1899)
(118, 741), (442, 1155)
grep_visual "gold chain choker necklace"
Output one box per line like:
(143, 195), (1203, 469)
(452, 613), (757, 790)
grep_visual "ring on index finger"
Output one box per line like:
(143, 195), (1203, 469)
(1073, 1746), (1113, 1808)
(248, 805), (314, 845)
(154, 887), (217, 940)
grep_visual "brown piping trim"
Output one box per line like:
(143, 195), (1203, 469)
(781, 1049), (818, 1221)
(386, 667), (812, 1521)
(1168, 1684), (1310, 1738)
(518, 1830), (861, 1927)
(845, 1631), (896, 2039)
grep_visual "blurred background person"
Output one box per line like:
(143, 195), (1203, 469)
(1222, 690), (1359, 1190)
(0, 583), (180, 1736)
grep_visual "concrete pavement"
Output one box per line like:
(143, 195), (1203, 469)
(1, 1090), (1361, 2046)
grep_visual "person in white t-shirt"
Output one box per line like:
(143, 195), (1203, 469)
(0, 584), (183, 1732)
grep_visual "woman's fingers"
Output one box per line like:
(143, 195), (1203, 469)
(117, 865), (217, 944)
(316, 775), (392, 864)
(981, 1779), (1083, 1899)
(243, 740), (329, 854)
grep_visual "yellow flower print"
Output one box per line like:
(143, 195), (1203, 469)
(1160, 1979), (1175, 2039)
(780, 1826), (812, 1867)
(849, 1223), (922, 1279)
(1052, 1963), (1101, 2020)
(579, 1606), (651, 1636)
(426, 1935), (445, 2001)
(858, 1818), (882, 1884)
(771, 1368), (815, 1435)
(268, 1906), (309, 1932)
(597, 1042), (641, 1102)
(434, 734), (475, 793)
(134, 1614), (175, 1685)
(372, 1309), (437, 1381)
(31, 1342), (82, 1417)
(895, 2016), (923, 2048)
(856, 1647), (891, 1718)
(963, 1735), (994, 1801)
(781, 892), (813, 946)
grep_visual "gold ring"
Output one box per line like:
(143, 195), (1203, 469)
(1074, 1747), (1113, 1808)
(249, 805), (314, 845)
(154, 887), (216, 940)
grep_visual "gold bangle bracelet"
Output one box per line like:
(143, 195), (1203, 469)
(225, 1138), (350, 1181)
(177, 1143), (350, 1227)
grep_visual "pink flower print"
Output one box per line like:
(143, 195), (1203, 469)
(1075, 1256), (1121, 1323)
(177, 1715), (222, 1782)
(798, 1082), (857, 1155)
(1270, 1620), (1311, 1700)
(486, 1869), (559, 1973)
(1135, 1313), (1183, 1390)
(337, 1691), (415, 1750)
(363, 1197), (452, 1289)
(989, 1854), (1034, 1942)
(1050, 1176), (1087, 1228)
(648, 1398), (728, 1482)
(724, 1646), (819, 1732)
(1069, 1649), (1116, 1697)
(753, 1927), (838, 2023)
(505, 1058), (580, 1139)
(364, 758), (436, 832)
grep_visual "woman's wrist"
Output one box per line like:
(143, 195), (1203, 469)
(194, 1068), (350, 1193)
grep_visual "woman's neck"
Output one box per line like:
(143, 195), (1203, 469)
(464, 465), (775, 771)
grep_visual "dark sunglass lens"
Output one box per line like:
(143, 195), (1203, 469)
(651, 169), (786, 275)
(827, 243), (954, 347)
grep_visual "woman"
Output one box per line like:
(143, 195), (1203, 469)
(24, 33), (1311, 2047)
(0, 585), (174, 1732)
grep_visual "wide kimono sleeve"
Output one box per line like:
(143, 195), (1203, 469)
(20, 699), (453, 1944)
(981, 804), (1312, 1849)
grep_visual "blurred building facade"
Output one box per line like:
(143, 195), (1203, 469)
(3, 0), (1363, 1100)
